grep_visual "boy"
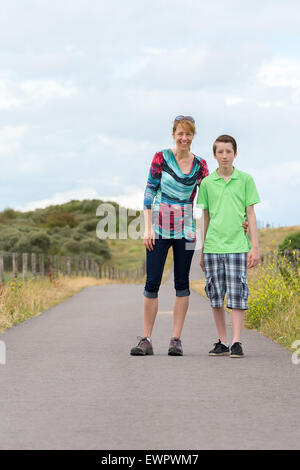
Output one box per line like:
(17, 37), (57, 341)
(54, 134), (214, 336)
(197, 135), (260, 358)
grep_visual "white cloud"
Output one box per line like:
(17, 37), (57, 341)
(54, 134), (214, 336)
(0, 126), (28, 155)
(102, 185), (144, 210)
(257, 100), (286, 108)
(252, 161), (300, 187)
(16, 186), (144, 212)
(225, 97), (246, 106)
(0, 82), (21, 109)
(96, 134), (153, 157)
(257, 59), (300, 88)
(0, 79), (78, 111)
(17, 188), (101, 212)
(20, 80), (78, 105)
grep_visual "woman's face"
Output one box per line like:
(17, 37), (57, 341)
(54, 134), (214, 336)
(173, 123), (194, 151)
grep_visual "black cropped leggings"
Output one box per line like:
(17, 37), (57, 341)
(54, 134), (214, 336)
(144, 237), (195, 298)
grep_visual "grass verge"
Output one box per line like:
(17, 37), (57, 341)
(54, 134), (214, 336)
(0, 276), (127, 334)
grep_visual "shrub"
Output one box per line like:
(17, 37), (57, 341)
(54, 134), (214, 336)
(61, 240), (82, 254)
(79, 239), (111, 259)
(0, 228), (21, 251)
(246, 253), (300, 347)
(28, 231), (51, 252)
(81, 218), (99, 232)
(279, 231), (300, 252)
(45, 211), (78, 228)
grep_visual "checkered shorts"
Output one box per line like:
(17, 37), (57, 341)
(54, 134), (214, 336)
(204, 253), (249, 310)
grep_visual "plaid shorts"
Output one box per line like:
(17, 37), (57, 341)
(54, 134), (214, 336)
(204, 253), (249, 310)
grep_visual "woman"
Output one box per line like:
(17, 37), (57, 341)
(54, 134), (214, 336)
(130, 115), (208, 356)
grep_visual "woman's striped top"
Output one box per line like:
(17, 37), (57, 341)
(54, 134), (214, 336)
(143, 149), (209, 241)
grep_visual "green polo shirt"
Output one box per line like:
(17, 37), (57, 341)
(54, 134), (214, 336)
(197, 167), (260, 254)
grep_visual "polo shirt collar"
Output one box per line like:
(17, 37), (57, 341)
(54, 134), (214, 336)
(212, 166), (238, 180)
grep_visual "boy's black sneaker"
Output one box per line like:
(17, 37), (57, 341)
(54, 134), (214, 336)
(130, 336), (153, 356)
(230, 342), (244, 358)
(208, 339), (230, 356)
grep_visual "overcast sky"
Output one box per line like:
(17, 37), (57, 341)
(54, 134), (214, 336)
(1, 0), (300, 227)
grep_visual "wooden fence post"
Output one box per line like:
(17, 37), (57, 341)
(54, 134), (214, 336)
(12, 253), (18, 278)
(80, 257), (84, 276)
(67, 256), (71, 277)
(0, 255), (4, 284)
(54, 256), (59, 276)
(39, 253), (44, 278)
(62, 257), (66, 276)
(75, 257), (79, 277)
(48, 255), (53, 279)
(31, 253), (36, 278)
(22, 253), (28, 281)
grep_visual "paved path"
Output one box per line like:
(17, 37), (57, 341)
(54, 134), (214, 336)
(0, 249), (300, 450)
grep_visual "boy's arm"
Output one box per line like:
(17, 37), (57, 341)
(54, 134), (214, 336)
(200, 209), (210, 271)
(246, 204), (259, 268)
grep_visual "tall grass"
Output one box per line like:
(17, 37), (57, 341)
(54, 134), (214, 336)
(245, 252), (300, 349)
(0, 276), (118, 333)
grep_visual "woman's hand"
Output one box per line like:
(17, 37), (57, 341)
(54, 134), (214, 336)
(143, 228), (156, 251)
(242, 219), (248, 234)
(200, 249), (205, 272)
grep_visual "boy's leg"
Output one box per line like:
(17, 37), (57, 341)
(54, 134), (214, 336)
(225, 253), (249, 344)
(204, 254), (227, 342)
(231, 309), (245, 344)
(212, 306), (227, 344)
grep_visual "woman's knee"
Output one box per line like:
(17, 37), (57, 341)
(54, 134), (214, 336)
(144, 278), (161, 298)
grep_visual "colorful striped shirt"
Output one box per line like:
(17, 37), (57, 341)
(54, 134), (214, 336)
(143, 149), (209, 241)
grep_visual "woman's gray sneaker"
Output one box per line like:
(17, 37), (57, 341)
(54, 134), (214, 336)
(168, 337), (183, 356)
(130, 336), (153, 356)
(209, 339), (230, 356)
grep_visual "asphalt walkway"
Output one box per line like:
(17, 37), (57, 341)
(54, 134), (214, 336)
(0, 249), (299, 450)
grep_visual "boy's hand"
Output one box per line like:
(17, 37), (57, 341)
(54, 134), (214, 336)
(242, 219), (248, 234)
(247, 247), (259, 268)
(200, 249), (205, 272)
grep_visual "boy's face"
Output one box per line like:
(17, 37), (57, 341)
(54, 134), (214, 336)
(214, 142), (237, 168)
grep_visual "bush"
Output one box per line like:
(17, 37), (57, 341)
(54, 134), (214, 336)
(81, 200), (102, 214)
(79, 239), (111, 259)
(45, 211), (78, 228)
(28, 231), (51, 252)
(0, 228), (20, 251)
(61, 240), (82, 254)
(279, 231), (300, 252)
(246, 253), (300, 347)
(81, 218), (99, 232)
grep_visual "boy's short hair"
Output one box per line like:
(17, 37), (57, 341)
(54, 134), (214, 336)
(213, 135), (237, 155)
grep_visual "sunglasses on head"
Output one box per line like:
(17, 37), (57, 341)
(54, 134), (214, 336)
(174, 115), (195, 123)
